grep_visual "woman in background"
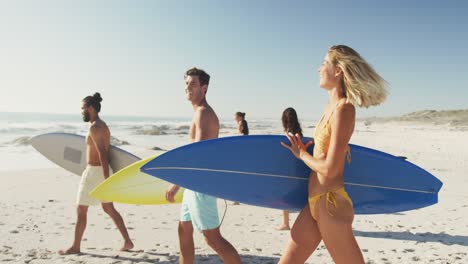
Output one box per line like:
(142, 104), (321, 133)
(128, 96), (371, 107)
(235, 112), (249, 135)
(277, 107), (303, 231)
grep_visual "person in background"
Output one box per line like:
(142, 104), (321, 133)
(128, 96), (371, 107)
(232, 111), (249, 205)
(235, 112), (249, 135)
(276, 107), (303, 231)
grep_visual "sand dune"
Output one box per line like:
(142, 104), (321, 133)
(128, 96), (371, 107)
(362, 109), (468, 127)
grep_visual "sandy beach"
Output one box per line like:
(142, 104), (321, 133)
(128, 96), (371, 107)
(1, 120), (467, 264)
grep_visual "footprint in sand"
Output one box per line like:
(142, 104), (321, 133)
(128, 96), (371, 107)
(26, 250), (37, 257)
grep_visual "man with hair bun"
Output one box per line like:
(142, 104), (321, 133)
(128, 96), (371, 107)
(59, 92), (134, 255)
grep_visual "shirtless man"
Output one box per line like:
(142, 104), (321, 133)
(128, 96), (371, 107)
(59, 93), (134, 255)
(166, 68), (241, 264)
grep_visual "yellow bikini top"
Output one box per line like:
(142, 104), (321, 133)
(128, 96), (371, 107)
(313, 100), (351, 163)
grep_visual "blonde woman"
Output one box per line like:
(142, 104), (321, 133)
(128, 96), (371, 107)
(279, 45), (387, 264)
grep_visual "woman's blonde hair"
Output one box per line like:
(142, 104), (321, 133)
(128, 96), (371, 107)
(328, 45), (388, 108)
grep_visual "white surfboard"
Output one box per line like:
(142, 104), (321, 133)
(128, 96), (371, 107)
(31, 132), (139, 176)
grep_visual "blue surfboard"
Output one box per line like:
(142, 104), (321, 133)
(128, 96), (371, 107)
(140, 135), (442, 214)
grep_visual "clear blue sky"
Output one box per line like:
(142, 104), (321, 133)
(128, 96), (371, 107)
(0, 0), (466, 119)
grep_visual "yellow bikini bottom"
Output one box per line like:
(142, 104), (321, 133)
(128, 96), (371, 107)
(308, 187), (353, 220)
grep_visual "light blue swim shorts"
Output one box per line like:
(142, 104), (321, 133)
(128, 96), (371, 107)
(180, 189), (220, 231)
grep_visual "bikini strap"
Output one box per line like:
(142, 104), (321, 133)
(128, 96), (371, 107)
(324, 99), (346, 127)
